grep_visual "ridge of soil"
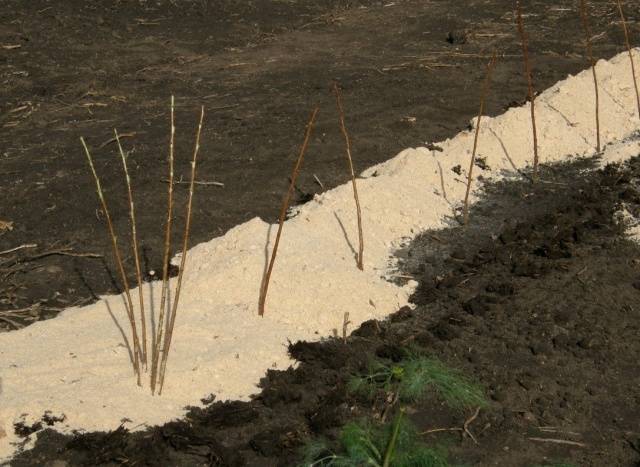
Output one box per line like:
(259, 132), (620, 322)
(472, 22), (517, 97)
(2, 0), (639, 328)
(10, 152), (640, 466)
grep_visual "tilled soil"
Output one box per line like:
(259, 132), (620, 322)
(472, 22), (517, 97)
(10, 153), (640, 466)
(2, 0), (639, 326)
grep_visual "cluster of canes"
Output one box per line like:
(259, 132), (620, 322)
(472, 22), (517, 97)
(81, 0), (639, 392)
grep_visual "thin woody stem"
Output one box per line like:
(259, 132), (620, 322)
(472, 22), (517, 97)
(81, 137), (142, 385)
(158, 106), (205, 394)
(151, 95), (175, 394)
(463, 51), (497, 226)
(333, 83), (364, 271)
(616, 0), (640, 120)
(580, 0), (601, 152)
(258, 107), (319, 317)
(516, 0), (540, 183)
(115, 129), (148, 368)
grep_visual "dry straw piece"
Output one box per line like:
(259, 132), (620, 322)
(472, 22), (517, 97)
(463, 51), (498, 226)
(516, 0), (540, 182)
(579, 0), (601, 152)
(80, 137), (143, 386)
(615, 0), (640, 120)
(258, 107), (320, 317)
(333, 82), (364, 270)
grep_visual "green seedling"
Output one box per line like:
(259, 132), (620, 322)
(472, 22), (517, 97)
(300, 412), (449, 467)
(348, 355), (487, 410)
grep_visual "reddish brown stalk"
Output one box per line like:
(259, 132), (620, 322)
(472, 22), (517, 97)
(151, 95), (175, 394)
(463, 51), (498, 226)
(115, 130), (148, 368)
(258, 107), (319, 317)
(333, 83), (364, 270)
(80, 137), (142, 385)
(157, 106), (205, 394)
(580, 0), (601, 152)
(615, 0), (640, 120)
(516, 0), (540, 183)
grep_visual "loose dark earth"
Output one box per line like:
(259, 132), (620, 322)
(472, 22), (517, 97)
(3, 1), (640, 466)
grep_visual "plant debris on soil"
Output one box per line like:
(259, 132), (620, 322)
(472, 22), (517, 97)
(1, 0), (638, 329)
(10, 154), (640, 466)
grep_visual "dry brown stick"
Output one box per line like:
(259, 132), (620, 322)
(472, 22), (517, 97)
(258, 107), (319, 317)
(0, 315), (21, 329)
(333, 83), (364, 271)
(115, 129), (148, 368)
(528, 437), (587, 447)
(99, 131), (137, 149)
(151, 95), (176, 394)
(80, 137), (142, 385)
(26, 248), (102, 259)
(0, 244), (37, 256)
(463, 406), (481, 444)
(421, 406), (481, 443)
(580, 0), (601, 152)
(157, 105), (205, 395)
(313, 174), (324, 190)
(516, 0), (540, 183)
(342, 311), (351, 342)
(4, 242), (102, 261)
(463, 51), (497, 226)
(615, 0), (640, 120)
(162, 178), (224, 187)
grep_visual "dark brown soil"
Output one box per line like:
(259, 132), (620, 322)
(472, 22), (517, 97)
(10, 153), (640, 466)
(1, 0), (639, 326)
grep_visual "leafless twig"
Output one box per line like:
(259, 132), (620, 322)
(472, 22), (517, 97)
(0, 244), (37, 256)
(333, 82), (365, 271)
(158, 105), (205, 395)
(342, 312), (351, 342)
(615, 0), (640, 120)
(313, 174), (324, 190)
(116, 129), (148, 368)
(258, 107), (319, 316)
(516, 1), (540, 182)
(463, 51), (497, 226)
(151, 95), (176, 394)
(162, 178), (224, 187)
(528, 437), (587, 447)
(99, 132), (137, 149)
(579, 0), (601, 152)
(81, 137), (142, 385)
(422, 406), (482, 444)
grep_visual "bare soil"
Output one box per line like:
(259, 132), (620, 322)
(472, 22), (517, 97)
(1, 0), (638, 325)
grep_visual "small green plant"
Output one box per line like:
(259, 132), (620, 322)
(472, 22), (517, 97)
(300, 411), (449, 467)
(348, 355), (487, 410)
